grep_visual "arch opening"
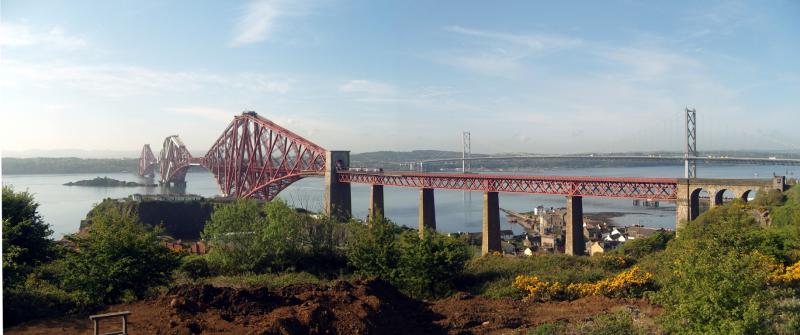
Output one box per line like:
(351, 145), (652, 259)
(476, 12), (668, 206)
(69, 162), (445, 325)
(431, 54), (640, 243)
(741, 189), (756, 202)
(714, 189), (735, 206)
(689, 188), (710, 221)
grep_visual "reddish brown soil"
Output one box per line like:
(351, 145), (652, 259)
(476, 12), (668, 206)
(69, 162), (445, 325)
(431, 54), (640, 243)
(5, 280), (661, 335)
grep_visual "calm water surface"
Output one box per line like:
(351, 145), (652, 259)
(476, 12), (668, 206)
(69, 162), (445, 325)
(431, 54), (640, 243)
(3, 165), (798, 238)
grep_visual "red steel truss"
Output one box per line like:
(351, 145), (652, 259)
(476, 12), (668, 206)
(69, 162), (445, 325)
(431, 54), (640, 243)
(150, 111), (678, 201)
(159, 135), (199, 184)
(137, 144), (158, 177)
(338, 172), (679, 200)
(203, 112), (327, 200)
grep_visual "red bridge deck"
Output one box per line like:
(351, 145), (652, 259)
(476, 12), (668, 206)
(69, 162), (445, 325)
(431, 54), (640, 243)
(338, 171), (679, 200)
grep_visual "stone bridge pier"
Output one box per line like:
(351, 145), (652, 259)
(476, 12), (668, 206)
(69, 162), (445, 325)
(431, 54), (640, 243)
(675, 176), (786, 230)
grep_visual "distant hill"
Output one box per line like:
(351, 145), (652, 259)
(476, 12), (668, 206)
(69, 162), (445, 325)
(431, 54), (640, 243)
(2, 157), (138, 175)
(351, 150), (487, 162)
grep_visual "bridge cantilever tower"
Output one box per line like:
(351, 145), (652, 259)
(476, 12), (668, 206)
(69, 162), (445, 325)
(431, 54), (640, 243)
(137, 144), (158, 178)
(204, 111), (328, 200)
(141, 112), (343, 216)
(159, 135), (202, 186)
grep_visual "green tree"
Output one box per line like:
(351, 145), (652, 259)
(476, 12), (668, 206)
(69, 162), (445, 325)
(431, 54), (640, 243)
(202, 199), (302, 273)
(395, 229), (471, 298)
(60, 206), (179, 307)
(2, 186), (55, 288)
(347, 215), (469, 298)
(654, 201), (796, 334)
(608, 230), (674, 259)
(346, 215), (401, 280)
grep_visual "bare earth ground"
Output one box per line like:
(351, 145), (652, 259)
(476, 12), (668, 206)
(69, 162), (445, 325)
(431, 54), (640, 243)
(6, 279), (661, 335)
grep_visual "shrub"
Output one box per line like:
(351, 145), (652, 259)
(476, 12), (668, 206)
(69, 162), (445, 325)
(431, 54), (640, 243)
(753, 188), (786, 207)
(2, 186), (56, 289)
(346, 215), (402, 280)
(203, 199), (353, 277)
(514, 266), (654, 301)
(394, 229), (471, 298)
(346, 216), (470, 298)
(652, 199), (800, 334)
(60, 206), (180, 308)
(179, 255), (211, 280)
(457, 253), (629, 298)
(3, 262), (75, 327)
(608, 231), (674, 259)
(202, 199), (303, 273)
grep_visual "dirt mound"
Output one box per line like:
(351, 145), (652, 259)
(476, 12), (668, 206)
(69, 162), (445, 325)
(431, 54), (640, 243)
(432, 292), (662, 334)
(5, 281), (661, 335)
(161, 279), (443, 334)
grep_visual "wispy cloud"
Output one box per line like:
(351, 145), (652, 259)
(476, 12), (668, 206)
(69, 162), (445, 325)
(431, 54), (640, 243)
(444, 25), (582, 50)
(230, 0), (282, 47)
(1, 59), (294, 97)
(600, 47), (702, 81)
(165, 107), (232, 122)
(0, 22), (86, 49)
(439, 25), (582, 77)
(339, 80), (397, 96)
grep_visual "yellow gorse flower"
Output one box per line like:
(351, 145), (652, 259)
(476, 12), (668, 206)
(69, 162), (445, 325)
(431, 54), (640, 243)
(513, 266), (653, 301)
(769, 260), (800, 284)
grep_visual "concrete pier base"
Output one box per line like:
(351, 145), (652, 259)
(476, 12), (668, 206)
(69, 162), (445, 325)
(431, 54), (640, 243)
(324, 151), (352, 221)
(482, 192), (501, 255)
(369, 184), (384, 222)
(418, 188), (436, 237)
(565, 195), (585, 256)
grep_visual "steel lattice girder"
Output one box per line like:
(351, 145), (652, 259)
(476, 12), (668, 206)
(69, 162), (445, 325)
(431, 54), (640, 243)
(138, 144), (158, 177)
(159, 135), (194, 184)
(338, 172), (679, 200)
(203, 113), (327, 200)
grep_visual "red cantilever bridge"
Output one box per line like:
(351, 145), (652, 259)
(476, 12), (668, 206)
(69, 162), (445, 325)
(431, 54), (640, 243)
(139, 111), (786, 256)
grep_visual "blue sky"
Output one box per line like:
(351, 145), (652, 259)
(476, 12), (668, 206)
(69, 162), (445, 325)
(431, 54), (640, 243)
(1, 0), (798, 156)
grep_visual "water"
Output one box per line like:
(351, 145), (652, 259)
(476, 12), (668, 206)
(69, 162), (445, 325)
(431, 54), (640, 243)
(3, 165), (798, 239)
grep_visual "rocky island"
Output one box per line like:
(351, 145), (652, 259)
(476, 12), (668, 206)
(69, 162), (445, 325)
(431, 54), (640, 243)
(64, 176), (156, 187)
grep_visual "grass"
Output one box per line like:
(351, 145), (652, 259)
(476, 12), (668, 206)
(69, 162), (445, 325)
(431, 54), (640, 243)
(524, 308), (660, 335)
(173, 271), (334, 289)
(457, 253), (634, 298)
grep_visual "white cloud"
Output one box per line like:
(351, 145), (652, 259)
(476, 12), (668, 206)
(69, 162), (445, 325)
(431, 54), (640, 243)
(230, 0), (282, 47)
(600, 47), (702, 81)
(165, 107), (233, 122)
(339, 80), (397, 96)
(0, 22), (86, 49)
(440, 26), (581, 77)
(1, 59), (293, 97)
(444, 25), (582, 50)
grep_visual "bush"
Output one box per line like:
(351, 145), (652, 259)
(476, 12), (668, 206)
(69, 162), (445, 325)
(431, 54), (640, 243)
(60, 206), (180, 308)
(394, 230), (471, 298)
(203, 199), (353, 277)
(346, 215), (402, 280)
(457, 253), (631, 298)
(652, 200), (800, 334)
(179, 255), (211, 280)
(2, 186), (55, 289)
(753, 188), (787, 207)
(3, 262), (76, 327)
(346, 216), (470, 298)
(514, 266), (654, 301)
(608, 231), (674, 259)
